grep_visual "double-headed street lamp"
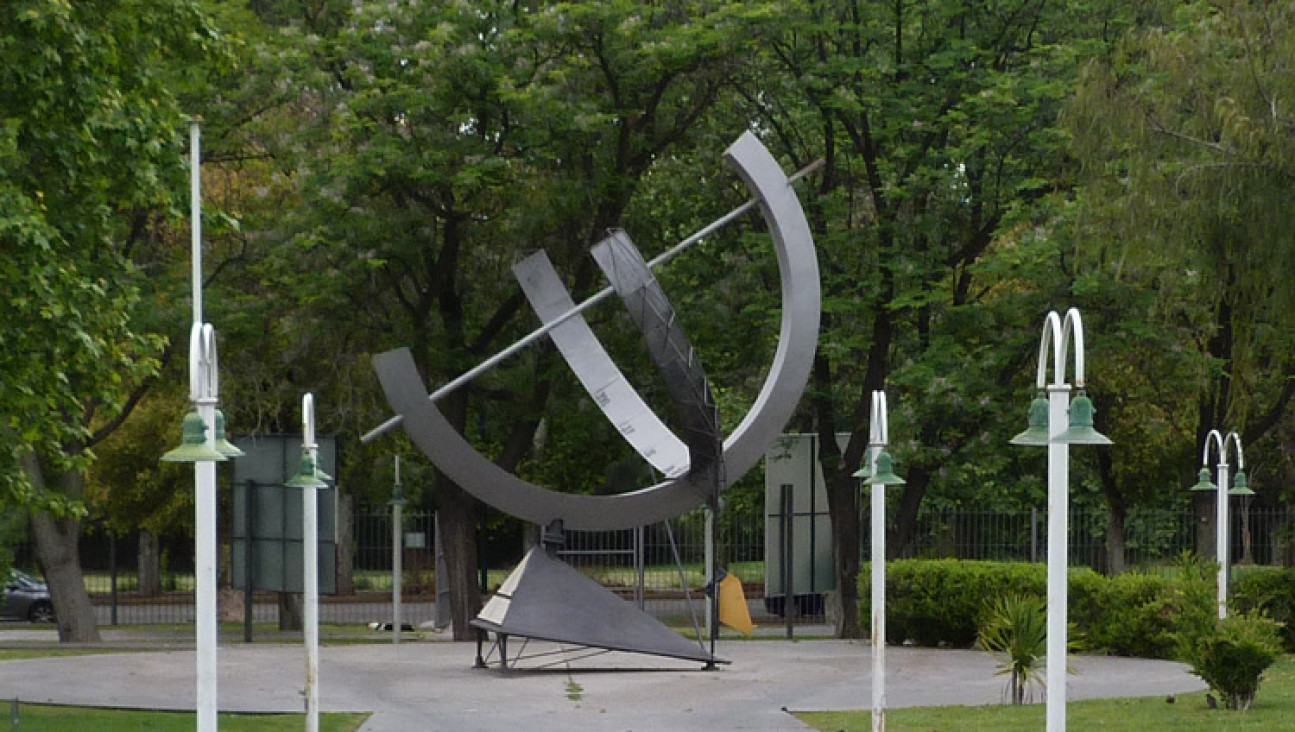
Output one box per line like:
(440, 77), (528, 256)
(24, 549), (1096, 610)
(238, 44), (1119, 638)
(1188, 429), (1251, 619)
(853, 390), (905, 732)
(159, 120), (242, 732)
(1010, 308), (1111, 732)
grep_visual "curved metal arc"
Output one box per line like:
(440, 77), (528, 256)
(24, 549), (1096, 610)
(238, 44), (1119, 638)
(1062, 308), (1086, 387)
(590, 230), (721, 487)
(372, 132), (820, 530)
(1034, 312), (1064, 389)
(1226, 431), (1245, 470)
(374, 348), (716, 529)
(189, 323), (219, 402)
(1202, 429), (1243, 469)
(869, 390), (889, 446)
(1033, 309), (1087, 389)
(512, 249), (689, 478)
(360, 151), (823, 445)
(302, 393), (317, 450)
(718, 132), (821, 477)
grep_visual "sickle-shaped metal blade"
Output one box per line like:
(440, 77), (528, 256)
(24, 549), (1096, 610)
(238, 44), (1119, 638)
(513, 250), (690, 479)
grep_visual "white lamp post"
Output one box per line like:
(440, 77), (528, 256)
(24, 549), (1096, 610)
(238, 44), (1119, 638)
(1009, 308), (1111, 732)
(284, 393), (328, 732)
(161, 120), (244, 732)
(1188, 430), (1249, 619)
(852, 390), (905, 732)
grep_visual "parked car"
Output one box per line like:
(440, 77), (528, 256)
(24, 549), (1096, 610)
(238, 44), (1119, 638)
(2, 569), (55, 623)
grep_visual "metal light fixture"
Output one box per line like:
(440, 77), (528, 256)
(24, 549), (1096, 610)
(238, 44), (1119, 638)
(1050, 390), (1112, 445)
(1010, 393), (1051, 446)
(1010, 308), (1111, 732)
(212, 409), (245, 458)
(161, 411), (227, 463)
(1188, 467), (1217, 492)
(285, 452), (328, 489)
(1229, 470), (1254, 496)
(852, 450), (906, 486)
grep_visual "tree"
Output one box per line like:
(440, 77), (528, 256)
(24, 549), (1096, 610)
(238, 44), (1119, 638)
(748, 0), (1126, 636)
(1065, 0), (1295, 562)
(238, 0), (779, 639)
(0, 0), (222, 641)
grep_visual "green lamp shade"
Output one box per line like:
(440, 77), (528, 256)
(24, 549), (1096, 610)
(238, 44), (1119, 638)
(213, 410), (245, 458)
(1188, 467), (1217, 492)
(1010, 394), (1051, 447)
(852, 450), (906, 486)
(1229, 470), (1254, 496)
(284, 453), (328, 489)
(1051, 392), (1113, 445)
(161, 411), (228, 463)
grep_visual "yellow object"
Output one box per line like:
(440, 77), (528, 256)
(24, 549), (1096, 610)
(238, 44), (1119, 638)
(718, 573), (755, 635)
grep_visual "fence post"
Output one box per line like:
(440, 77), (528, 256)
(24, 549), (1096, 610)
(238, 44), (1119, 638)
(781, 483), (795, 639)
(634, 525), (645, 611)
(109, 533), (118, 626)
(1031, 507), (1039, 564)
(244, 480), (256, 643)
(435, 512), (451, 629)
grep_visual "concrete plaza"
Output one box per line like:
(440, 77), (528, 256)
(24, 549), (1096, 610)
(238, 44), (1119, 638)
(0, 627), (1204, 731)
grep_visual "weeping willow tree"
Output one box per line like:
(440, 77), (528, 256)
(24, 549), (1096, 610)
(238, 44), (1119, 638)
(1065, 0), (1295, 565)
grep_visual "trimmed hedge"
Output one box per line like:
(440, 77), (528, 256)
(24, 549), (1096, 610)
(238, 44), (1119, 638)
(861, 560), (1046, 647)
(1232, 567), (1295, 652)
(859, 559), (1203, 659)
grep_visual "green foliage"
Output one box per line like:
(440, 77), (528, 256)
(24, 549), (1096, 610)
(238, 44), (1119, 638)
(1181, 613), (1284, 711)
(978, 594), (1048, 705)
(1170, 551), (1224, 660)
(866, 560), (1047, 647)
(1085, 572), (1178, 659)
(0, 0), (220, 508)
(864, 557), (1218, 659)
(1232, 567), (1295, 652)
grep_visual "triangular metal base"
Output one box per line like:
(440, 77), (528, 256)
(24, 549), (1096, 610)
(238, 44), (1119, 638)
(471, 546), (724, 667)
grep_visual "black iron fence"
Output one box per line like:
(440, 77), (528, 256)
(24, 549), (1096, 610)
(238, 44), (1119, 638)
(14, 504), (1293, 625)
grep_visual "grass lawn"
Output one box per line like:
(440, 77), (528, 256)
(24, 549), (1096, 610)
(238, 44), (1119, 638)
(3, 705), (368, 731)
(797, 655), (1295, 731)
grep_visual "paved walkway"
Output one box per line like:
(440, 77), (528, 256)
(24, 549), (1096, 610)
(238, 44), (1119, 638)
(0, 628), (1204, 731)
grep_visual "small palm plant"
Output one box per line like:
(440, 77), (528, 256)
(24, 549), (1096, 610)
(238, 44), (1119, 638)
(978, 594), (1048, 705)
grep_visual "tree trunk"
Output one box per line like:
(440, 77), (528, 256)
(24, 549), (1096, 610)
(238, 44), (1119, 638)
(438, 479), (481, 640)
(890, 468), (930, 560)
(1237, 499), (1253, 565)
(335, 492), (355, 595)
(138, 531), (161, 596)
(823, 471), (861, 638)
(29, 512), (101, 642)
(1195, 491), (1217, 561)
(278, 592), (303, 631)
(1094, 396), (1126, 575)
(21, 451), (99, 642)
(1105, 508), (1128, 576)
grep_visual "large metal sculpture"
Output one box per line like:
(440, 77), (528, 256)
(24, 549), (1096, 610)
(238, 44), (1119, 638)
(364, 132), (820, 666)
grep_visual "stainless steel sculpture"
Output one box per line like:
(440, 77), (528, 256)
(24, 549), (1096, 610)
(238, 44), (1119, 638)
(367, 132), (820, 530)
(365, 132), (819, 667)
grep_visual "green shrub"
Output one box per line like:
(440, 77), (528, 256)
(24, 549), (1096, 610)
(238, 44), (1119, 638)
(1232, 567), (1295, 652)
(1086, 572), (1177, 658)
(1180, 613), (1284, 710)
(860, 556), (1204, 657)
(863, 560), (1047, 647)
